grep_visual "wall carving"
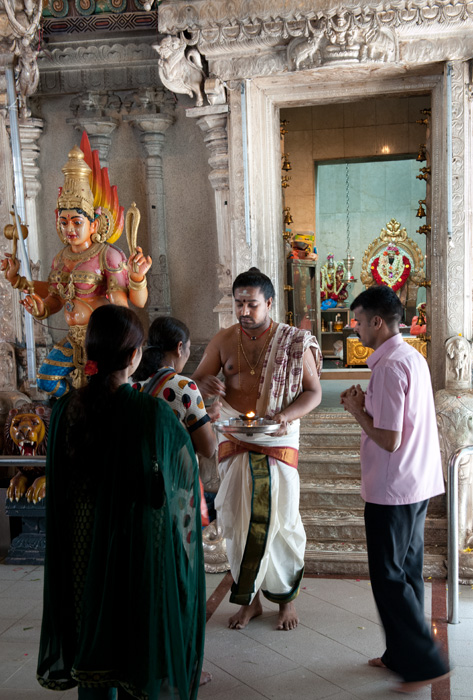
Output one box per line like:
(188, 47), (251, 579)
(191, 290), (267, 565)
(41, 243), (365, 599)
(447, 62), (468, 338)
(37, 40), (161, 94)
(157, 1), (473, 79)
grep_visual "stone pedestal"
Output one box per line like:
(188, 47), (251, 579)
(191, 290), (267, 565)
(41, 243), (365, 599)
(4, 498), (45, 565)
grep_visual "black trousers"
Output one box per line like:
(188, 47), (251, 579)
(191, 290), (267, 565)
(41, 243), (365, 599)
(364, 500), (449, 682)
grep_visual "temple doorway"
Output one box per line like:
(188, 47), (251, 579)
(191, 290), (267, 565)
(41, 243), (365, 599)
(280, 93), (431, 380)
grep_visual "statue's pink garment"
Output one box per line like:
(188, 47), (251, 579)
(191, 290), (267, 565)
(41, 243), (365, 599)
(49, 244), (128, 298)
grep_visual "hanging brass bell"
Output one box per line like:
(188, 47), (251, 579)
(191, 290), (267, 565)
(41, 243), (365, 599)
(416, 200), (426, 218)
(283, 207), (293, 225)
(416, 144), (426, 161)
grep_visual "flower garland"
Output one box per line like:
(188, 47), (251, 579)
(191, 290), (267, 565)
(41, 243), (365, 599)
(371, 255), (411, 292)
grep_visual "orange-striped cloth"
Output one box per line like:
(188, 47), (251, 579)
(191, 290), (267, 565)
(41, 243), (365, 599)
(218, 435), (299, 469)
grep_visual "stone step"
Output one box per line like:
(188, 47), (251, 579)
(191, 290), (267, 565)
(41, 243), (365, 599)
(300, 481), (363, 509)
(304, 408), (359, 426)
(304, 549), (447, 577)
(302, 512), (447, 544)
(299, 429), (361, 451)
(298, 451), (361, 478)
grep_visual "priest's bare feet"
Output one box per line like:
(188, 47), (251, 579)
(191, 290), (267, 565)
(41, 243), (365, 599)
(228, 593), (263, 630)
(394, 671), (451, 694)
(368, 657), (387, 668)
(199, 671), (212, 686)
(276, 601), (299, 631)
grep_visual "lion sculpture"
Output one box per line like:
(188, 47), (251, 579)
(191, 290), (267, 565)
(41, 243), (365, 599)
(4, 403), (51, 503)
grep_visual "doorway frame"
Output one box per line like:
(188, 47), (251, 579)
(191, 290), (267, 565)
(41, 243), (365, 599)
(227, 62), (472, 391)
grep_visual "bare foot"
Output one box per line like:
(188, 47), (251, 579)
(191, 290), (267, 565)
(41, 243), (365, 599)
(228, 592), (263, 630)
(368, 657), (387, 668)
(394, 671), (451, 694)
(276, 601), (299, 631)
(199, 671), (212, 686)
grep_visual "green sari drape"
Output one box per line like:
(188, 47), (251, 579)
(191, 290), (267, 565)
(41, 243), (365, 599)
(37, 384), (205, 700)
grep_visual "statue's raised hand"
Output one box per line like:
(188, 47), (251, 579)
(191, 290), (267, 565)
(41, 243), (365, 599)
(1, 253), (20, 286)
(20, 292), (44, 318)
(128, 246), (152, 280)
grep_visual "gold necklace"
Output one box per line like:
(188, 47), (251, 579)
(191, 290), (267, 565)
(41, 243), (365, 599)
(238, 321), (273, 390)
(62, 241), (105, 263)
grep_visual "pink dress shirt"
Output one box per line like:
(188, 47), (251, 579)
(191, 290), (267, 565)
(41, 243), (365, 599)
(361, 333), (445, 505)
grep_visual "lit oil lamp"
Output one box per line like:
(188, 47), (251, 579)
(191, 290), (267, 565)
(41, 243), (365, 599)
(215, 412), (280, 436)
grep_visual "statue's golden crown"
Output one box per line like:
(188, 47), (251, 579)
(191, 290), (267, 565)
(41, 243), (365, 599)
(57, 146), (95, 220)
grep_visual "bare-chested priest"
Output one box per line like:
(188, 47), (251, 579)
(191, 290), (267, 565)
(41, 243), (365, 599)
(193, 268), (322, 631)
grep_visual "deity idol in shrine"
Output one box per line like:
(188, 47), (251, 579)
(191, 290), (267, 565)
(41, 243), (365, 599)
(1, 134), (152, 397)
(370, 242), (411, 292)
(320, 253), (348, 305)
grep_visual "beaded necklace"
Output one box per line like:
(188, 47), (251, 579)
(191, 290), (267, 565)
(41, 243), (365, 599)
(238, 320), (274, 390)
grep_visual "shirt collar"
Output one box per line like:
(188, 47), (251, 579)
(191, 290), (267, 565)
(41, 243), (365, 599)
(366, 332), (403, 370)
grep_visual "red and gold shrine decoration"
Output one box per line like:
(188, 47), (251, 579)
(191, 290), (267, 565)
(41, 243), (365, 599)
(370, 245), (411, 292)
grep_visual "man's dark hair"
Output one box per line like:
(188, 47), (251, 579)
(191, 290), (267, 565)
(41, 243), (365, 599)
(232, 267), (275, 301)
(350, 285), (404, 327)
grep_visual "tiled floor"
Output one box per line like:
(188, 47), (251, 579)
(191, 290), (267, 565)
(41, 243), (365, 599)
(0, 563), (472, 699)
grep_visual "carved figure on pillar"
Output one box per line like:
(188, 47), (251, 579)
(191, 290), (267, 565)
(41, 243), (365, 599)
(1, 133), (152, 397)
(2, 0), (42, 117)
(153, 35), (206, 107)
(436, 335), (473, 582)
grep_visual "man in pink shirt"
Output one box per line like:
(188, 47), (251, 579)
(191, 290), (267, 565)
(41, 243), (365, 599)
(341, 285), (449, 693)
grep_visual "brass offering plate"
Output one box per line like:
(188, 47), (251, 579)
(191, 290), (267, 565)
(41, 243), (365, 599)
(214, 417), (280, 436)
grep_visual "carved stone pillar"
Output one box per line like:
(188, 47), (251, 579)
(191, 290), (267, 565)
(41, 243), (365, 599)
(186, 104), (233, 329)
(0, 114), (23, 349)
(67, 92), (119, 167)
(124, 112), (175, 317)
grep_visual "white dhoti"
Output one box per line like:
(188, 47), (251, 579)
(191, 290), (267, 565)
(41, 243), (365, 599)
(215, 400), (306, 605)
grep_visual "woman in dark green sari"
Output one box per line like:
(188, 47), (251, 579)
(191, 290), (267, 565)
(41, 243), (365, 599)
(37, 305), (206, 700)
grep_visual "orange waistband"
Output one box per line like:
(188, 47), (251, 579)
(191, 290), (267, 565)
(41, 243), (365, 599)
(218, 437), (298, 469)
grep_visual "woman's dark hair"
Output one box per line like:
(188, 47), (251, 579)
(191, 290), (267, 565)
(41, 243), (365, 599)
(133, 316), (190, 382)
(232, 267), (275, 301)
(66, 305), (144, 468)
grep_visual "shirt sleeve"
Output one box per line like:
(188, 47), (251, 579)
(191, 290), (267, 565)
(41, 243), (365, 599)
(367, 364), (407, 433)
(180, 380), (211, 434)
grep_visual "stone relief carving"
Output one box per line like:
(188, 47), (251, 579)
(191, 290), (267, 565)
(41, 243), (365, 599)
(436, 336), (473, 581)
(0, 341), (17, 391)
(447, 62), (468, 338)
(288, 11), (396, 69)
(446, 336), (472, 389)
(159, 0), (473, 37)
(157, 2), (473, 79)
(1, 0), (42, 117)
(204, 77), (226, 105)
(153, 35), (206, 107)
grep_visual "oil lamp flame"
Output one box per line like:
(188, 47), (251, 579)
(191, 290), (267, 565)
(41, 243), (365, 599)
(246, 412), (256, 419)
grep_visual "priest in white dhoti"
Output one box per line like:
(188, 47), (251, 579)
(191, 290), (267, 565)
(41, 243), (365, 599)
(193, 268), (322, 630)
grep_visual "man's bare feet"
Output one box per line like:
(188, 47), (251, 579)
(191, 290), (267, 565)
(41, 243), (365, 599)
(368, 657), (387, 668)
(199, 671), (212, 686)
(394, 671), (451, 694)
(228, 592), (263, 630)
(276, 601), (299, 631)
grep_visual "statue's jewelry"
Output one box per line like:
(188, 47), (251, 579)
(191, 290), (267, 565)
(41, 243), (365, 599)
(12, 275), (28, 291)
(241, 323), (273, 341)
(33, 303), (51, 321)
(63, 241), (104, 263)
(128, 275), (147, 291)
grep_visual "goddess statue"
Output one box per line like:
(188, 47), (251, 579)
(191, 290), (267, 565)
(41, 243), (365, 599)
(320, 253), (348, 305)
(1, 134), (152, 397)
